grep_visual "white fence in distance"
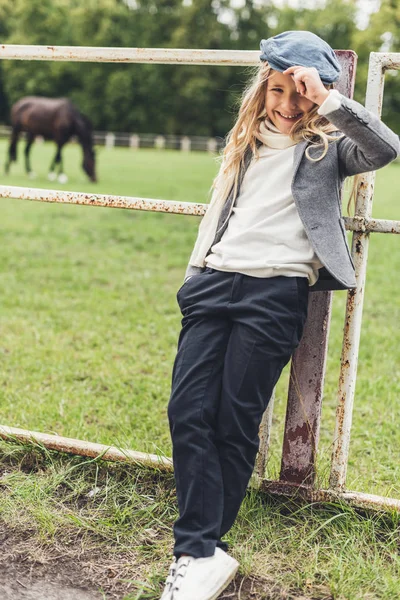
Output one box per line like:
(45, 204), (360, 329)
(0, 125), (224, 153)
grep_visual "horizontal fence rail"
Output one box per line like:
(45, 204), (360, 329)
(0, 45), (399, 512)
(0, 45), (260, 65)
(0, 186), (207, 214)
(0, 426), (173, 471)
(0, 185), (399, 234)
(1, 425), (399, 512)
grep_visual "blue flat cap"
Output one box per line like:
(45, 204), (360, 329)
(260, 30), (341, 84)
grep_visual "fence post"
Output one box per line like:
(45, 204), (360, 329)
(105, 132), (115, 149)
(155, 135), (166, 150)
(277, 51), (358, 486)
(129, 134), (140, 149)
(207, 138), (218, 153)
(180, 136), (191, 152)
(329, 52), (385, 491)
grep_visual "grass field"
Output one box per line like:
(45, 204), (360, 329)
(0, 139), (399, 599)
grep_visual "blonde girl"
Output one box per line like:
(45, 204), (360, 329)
(160, 30), (400, 600)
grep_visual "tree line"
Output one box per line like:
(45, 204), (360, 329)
(0, 0), (398, 135)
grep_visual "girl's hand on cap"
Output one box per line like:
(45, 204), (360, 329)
(283, 66), (330, 106)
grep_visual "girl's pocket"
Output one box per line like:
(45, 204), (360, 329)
(176, 272), (203, 303)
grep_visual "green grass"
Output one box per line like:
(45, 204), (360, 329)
(1, 442), (400, 599)
(0, 140), (399, 599)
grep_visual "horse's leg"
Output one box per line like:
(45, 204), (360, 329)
(48, 144), (60, 180)
(5, 127), (20, 174)
(24, 133), (36, 178)
(56, 144), (68, 184)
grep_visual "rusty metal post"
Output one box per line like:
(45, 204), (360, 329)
(279, 51), (357, 485)
(280, 292), (332, 484)
(329, 53), (387, 490)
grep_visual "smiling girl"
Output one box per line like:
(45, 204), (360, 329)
(160, 30), (400, 600)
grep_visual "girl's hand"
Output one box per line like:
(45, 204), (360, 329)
(283, 66), (330, 106)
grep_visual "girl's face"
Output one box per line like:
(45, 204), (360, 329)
(265, 70), (316, 134)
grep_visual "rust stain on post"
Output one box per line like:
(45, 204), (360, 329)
(280, 291), (332, 485)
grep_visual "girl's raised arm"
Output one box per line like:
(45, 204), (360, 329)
(319, 92), (400, 178)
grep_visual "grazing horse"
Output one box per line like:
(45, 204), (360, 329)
(5, 97), (97, 183)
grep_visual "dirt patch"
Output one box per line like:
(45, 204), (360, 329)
(0, 525), (137, 599)
(0, 565), (101, 600)
(0, 523), (330, 599)
(222, 577), (332, 600)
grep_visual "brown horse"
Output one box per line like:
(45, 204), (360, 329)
(5, 97), (97, 183)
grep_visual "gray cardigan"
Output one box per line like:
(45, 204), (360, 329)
(185, 95), (400, 292)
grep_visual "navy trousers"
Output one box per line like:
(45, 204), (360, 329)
(168, 268), (309, 558)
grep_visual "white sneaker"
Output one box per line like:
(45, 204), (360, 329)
(171, 548), (239, 600)
(160, 558), (177, 600)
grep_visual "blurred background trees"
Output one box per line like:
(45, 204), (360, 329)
(0, 0), (398, 134)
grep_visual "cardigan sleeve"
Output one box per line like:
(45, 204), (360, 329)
(317, 91), (400, 178)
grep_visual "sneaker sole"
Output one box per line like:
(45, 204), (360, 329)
(208, 562), (239, 600)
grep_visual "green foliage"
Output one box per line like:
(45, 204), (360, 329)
(274, 0), (356, 49)
(352, 0), (400, 126)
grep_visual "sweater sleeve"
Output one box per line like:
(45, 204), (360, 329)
(317, 89), (342, 115)
(317, 90), (400, 178)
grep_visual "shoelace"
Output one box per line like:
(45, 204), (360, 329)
(171, 557), (192, 594)
(164, 559), (177, 593)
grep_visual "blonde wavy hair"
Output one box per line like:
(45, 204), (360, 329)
(211, 61), (358, 215)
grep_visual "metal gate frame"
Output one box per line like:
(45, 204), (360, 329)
(0, 45), (399, 512)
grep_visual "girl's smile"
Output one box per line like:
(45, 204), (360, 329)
(265, 70), (316, 133)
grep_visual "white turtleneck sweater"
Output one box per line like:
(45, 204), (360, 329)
(205, 119), (324, 285)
